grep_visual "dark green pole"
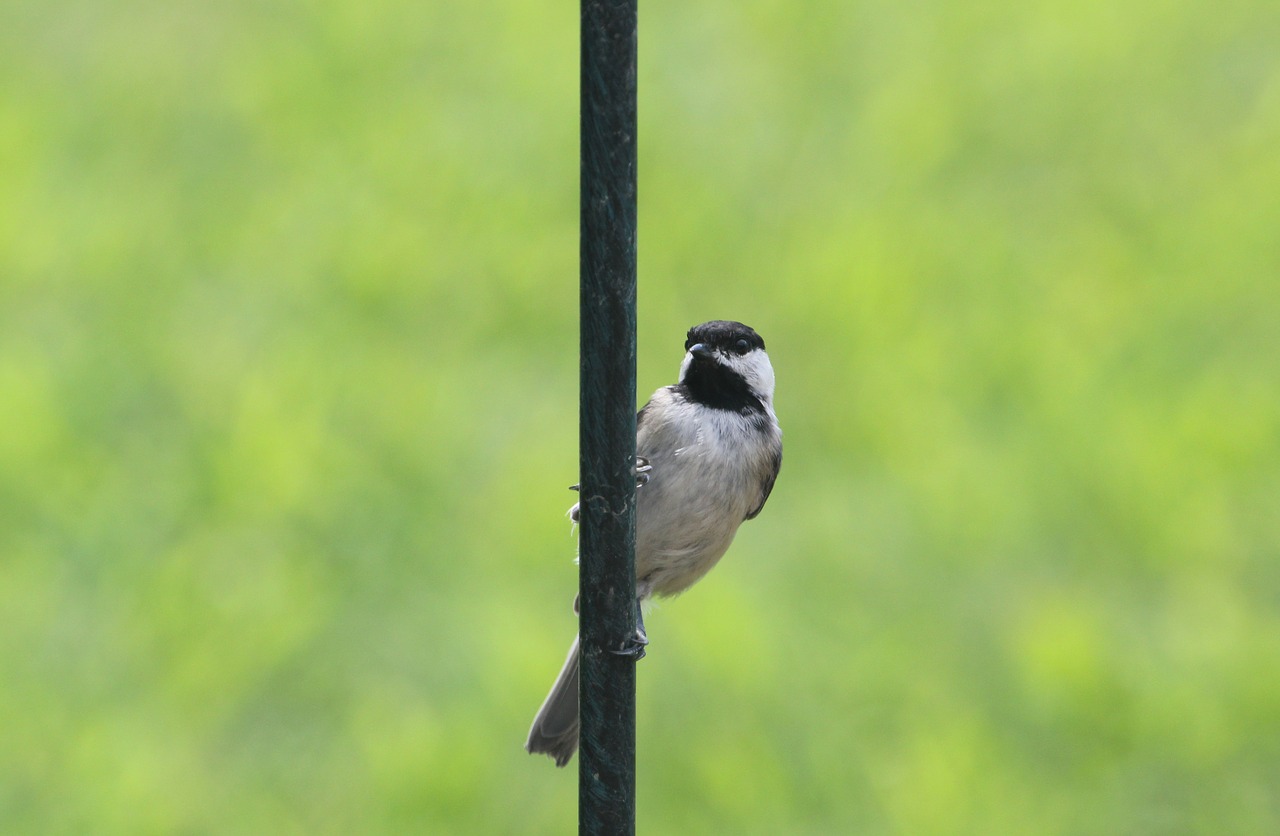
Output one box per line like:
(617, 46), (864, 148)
(578, 0), (638, 832)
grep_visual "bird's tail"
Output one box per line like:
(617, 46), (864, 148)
(525, 636), (580, 767)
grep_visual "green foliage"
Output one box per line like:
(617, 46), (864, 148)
(2, 0), (1278, 832)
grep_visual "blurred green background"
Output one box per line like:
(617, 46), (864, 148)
(2, 0), (1278, 832)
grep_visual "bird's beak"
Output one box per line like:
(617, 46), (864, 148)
(688, 343), (714, 361)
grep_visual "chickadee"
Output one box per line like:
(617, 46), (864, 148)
(526, 320), (783, 767)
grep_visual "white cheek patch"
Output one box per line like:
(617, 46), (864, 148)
(724, 351), (775, 400)
(751, 356), (775, 399)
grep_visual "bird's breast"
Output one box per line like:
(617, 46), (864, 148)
(632, 401), (777, 597)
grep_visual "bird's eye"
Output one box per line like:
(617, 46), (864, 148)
(734, 339), (750, 355)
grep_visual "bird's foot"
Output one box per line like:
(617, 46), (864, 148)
(634, 456), (652, 487)
(610, 626), (649, 660)
(568, 458), (651, 523)
(609, 598), (648, 659)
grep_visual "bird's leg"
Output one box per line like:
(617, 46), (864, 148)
(634, 598), (648, 646)
(610, 596), (648, 659)
(577, 457), (652, 657)
(625, 458), (651, 656)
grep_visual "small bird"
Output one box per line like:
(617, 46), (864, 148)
(526, 320), (783, 766)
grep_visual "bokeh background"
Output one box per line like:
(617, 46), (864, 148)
(3, 0), (1279, 832)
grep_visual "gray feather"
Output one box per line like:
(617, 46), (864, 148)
(525, 636), (580, 767)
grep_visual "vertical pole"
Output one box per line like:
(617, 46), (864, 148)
(578, 0), (638, 833)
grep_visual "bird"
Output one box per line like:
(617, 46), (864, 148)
(526, 320), (783, 766)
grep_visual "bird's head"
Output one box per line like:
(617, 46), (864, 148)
(677, 320), (775, 411)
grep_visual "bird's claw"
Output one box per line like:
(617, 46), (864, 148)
(610, 627), (649, 660)
(568, 459), (653, 523)
(609, 598), (648, 658)
(569, 457), (652, 490)
(634, 456), (652, 487)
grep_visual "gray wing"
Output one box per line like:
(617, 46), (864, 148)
(744, 445), (781, 521)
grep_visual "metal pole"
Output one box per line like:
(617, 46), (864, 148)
(578, 0), (638, 832)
